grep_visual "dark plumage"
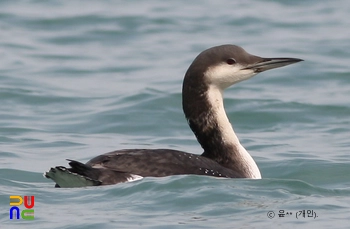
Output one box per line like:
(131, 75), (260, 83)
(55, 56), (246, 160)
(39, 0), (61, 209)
(45, 44), (302, 187)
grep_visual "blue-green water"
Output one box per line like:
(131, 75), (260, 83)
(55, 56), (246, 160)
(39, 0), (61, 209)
(1, 0), (349, 228)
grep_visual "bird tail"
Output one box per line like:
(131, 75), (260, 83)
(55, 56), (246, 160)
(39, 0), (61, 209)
(44, 160), (101, 188)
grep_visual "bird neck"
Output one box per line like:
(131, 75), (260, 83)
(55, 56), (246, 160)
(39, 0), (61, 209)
(182, 78), (261, 178)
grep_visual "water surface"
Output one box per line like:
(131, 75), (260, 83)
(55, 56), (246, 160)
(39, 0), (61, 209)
(0, 0), (349, 228)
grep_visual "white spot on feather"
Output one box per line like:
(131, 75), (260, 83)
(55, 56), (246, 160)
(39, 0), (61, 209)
(126, 174), (144, 182)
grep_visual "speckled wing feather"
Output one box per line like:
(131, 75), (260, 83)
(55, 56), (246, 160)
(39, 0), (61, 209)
(86, 149), (243, 179)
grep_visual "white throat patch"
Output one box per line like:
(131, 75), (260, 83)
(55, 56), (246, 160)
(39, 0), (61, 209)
(205, 85), (261, 179)
(204, 63), (257, 90)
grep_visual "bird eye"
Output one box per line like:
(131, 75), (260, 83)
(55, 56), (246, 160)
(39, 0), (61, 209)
(226, 58), (236, 65)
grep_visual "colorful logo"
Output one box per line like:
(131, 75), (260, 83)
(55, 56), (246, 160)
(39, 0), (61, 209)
(9, 196), (35, 220)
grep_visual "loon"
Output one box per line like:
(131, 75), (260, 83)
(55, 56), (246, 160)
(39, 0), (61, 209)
(45, 44), (302, 187)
